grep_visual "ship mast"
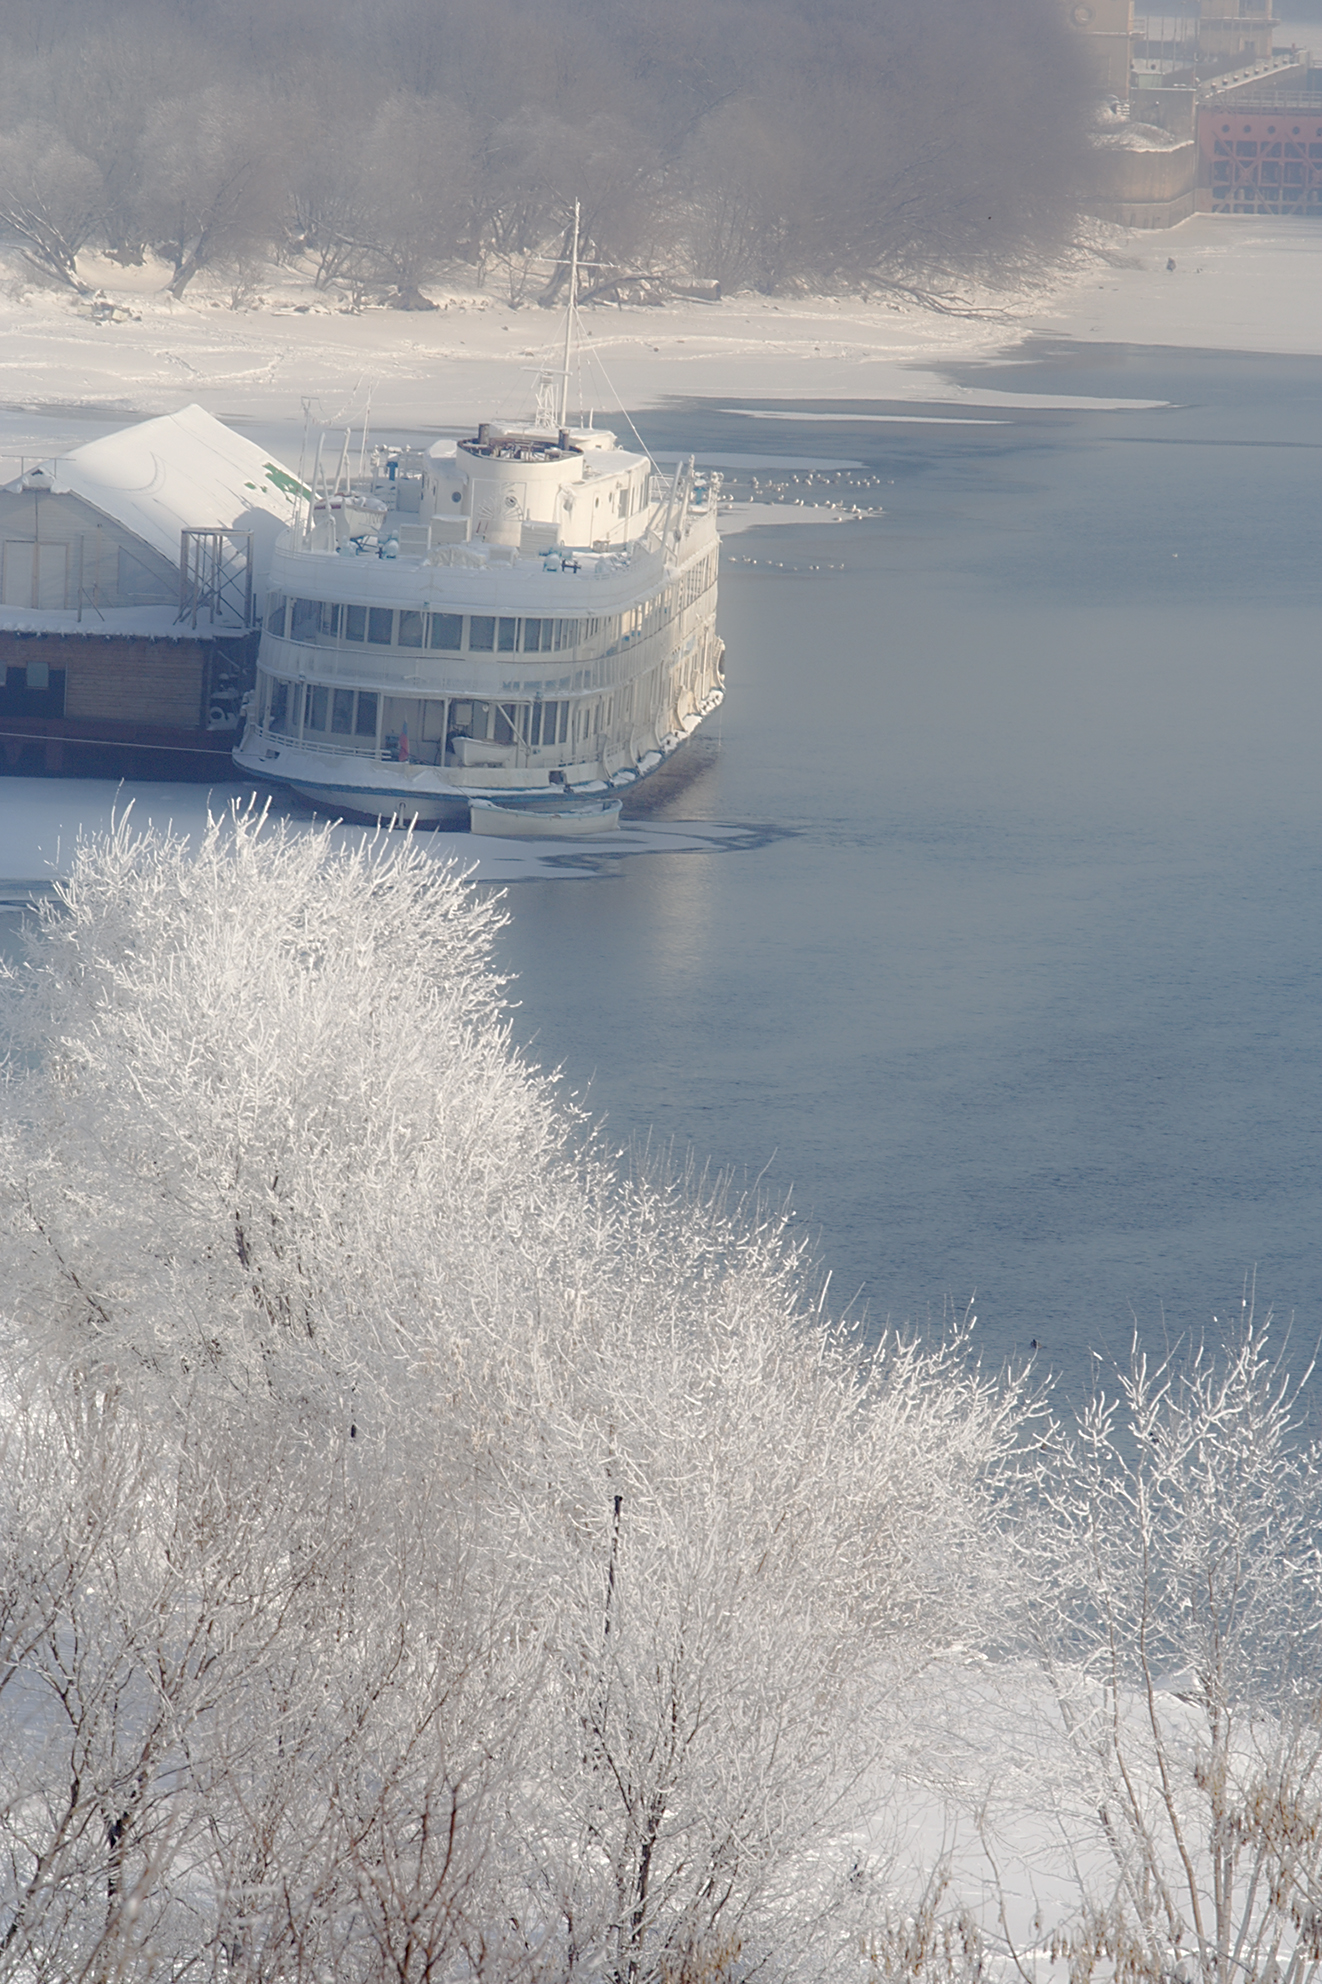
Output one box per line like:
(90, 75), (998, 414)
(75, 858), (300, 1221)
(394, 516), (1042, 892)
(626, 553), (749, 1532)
(558, 200), (580, 431)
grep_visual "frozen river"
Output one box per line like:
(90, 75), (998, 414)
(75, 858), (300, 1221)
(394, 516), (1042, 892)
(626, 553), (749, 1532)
(4, 339), (1322, 1396)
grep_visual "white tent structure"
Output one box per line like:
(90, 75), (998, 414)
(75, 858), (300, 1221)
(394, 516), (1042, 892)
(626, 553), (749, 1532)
(0, 407), (304, 770)
(0, 404), (302, 628)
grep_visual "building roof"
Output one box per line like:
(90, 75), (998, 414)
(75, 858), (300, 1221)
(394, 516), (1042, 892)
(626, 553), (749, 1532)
(1, 404), (306, 574)
(0, 604), (243, 641)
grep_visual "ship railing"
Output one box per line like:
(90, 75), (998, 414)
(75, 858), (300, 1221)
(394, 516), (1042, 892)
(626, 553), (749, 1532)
(254, 726), (452, 769)
(255, 726), (381, 763)
(273, 646), (442, 690)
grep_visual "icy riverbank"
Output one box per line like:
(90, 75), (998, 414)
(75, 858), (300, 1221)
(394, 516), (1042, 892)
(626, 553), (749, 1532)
(2, 218), (1319, 479)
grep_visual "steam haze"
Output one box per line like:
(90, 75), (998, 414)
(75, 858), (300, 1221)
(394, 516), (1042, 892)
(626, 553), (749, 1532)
(0, 0), (1093, 300)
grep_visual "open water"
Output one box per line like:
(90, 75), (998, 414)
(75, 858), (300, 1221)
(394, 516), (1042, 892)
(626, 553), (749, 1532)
(499, 344), (1322, 1393)
(4, 341), (1322, 1397)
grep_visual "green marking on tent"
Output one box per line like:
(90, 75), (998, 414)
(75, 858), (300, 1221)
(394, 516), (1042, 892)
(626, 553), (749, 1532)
(263, 461), (313, 502)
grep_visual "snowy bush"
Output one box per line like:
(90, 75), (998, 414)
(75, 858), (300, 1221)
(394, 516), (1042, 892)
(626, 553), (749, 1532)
(1013, 1328), (1322, 1984)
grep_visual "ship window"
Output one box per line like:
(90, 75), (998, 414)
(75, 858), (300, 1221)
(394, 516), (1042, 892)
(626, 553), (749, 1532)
(521, 618), (541, 652)
(468, 700), (492, 738)
(290, 597), (319, 641)
(266, 592), (286, 636)
(497, 617), (517, 652)
(319, 602), (341, 637)
(355, 691), (378, 737)
(288, 684), (305, 730)
(383, 697), (422, 754)
(450, 701), (473, 732)
(494, 703), (527, 746)
(469, 616), (495, 651)
(368, 607), (393, 645)
(428, 612), (462, 650)
(308, 685), (329, 731)
(331, 688), (354, 733)
(269, 680), (288, 727)
(420, 696), (447, 742)
(345, 604), (366, 642)
(555, 619), (580, 651)
(398, 609), (424, 648)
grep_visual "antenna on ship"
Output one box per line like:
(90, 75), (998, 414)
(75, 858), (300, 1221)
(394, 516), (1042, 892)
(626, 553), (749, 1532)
(558, 199), (580, 431)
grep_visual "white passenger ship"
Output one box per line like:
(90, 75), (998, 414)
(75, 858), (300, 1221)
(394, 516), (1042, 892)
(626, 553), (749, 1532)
(232, 410), (723, 834)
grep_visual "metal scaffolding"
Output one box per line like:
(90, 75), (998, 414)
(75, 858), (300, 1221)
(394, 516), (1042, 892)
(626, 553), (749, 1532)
(177, 528), (255, 630)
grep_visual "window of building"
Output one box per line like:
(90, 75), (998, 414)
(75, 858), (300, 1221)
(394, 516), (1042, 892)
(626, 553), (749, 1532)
(0, 663), (65, 718)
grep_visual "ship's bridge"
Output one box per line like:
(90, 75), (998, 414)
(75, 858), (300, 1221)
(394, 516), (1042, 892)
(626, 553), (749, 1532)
(429, 424), (651, 550)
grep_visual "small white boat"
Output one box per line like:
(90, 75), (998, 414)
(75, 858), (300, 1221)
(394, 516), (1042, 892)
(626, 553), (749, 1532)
(469, 797), (622, 838)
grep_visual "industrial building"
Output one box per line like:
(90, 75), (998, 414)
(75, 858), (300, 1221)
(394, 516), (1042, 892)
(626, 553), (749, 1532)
(1067, 0), (1320, 223)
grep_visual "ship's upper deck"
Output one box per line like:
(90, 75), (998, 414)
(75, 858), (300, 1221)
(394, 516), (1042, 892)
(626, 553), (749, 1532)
(273, 424), (718, 620)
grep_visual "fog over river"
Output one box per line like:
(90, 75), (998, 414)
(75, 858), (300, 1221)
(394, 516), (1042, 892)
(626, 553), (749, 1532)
(5, 340), (1321, 1396)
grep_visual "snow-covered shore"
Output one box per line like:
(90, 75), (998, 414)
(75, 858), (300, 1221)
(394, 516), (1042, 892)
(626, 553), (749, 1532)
(2, 217), (1319, 477)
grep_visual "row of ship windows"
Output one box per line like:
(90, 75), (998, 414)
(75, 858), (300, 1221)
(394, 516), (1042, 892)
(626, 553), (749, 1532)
(264, 555), (718, 659)
(267, 597), (599, 654)
(264, 680), (612, 750)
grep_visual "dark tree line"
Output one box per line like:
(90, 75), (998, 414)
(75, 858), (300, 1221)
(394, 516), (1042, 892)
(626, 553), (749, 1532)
(0, 0), (1093, 303)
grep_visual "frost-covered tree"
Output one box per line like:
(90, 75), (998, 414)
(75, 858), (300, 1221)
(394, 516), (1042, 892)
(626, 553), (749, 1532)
(136, 84), (286, 298)
(1020, 1327), (1322, 1984)
(0, 126), (104, 292)
(0, 808), (1040, 1979)
(0, 0), (1092, 300)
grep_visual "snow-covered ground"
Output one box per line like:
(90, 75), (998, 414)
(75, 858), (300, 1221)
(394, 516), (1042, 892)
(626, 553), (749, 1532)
(2, 218), (1319, 485)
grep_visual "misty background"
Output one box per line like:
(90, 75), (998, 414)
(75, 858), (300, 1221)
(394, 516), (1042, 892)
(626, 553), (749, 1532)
(0, 0), (1093, 305)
